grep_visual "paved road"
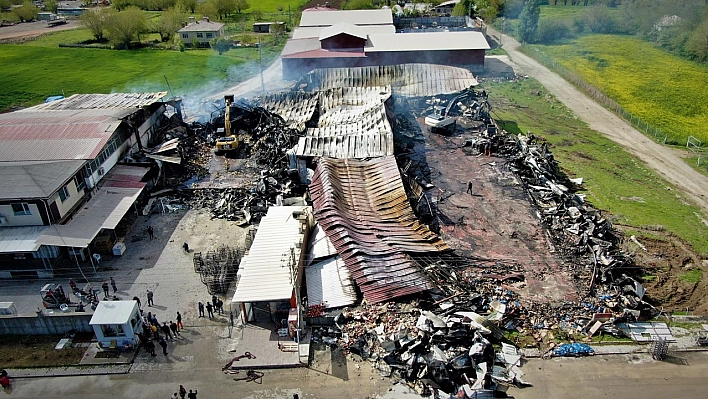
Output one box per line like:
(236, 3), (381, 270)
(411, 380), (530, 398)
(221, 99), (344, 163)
(488, 27), (708, 217)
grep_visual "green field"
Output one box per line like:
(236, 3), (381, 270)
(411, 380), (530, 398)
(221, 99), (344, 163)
(246, 0), (308, 13)
(0, 27), (282, 111)
(527, 35), (708, 145)
(487, 78), (708, 255)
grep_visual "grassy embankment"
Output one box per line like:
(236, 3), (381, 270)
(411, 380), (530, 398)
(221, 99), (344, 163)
(487, 78), (708, 255)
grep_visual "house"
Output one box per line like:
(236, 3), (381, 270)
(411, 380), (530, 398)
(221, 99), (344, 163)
(281, 9), (489, 80)
(432, 0), (461, 16)
(178, 17), (225, 47)
(0, 92), (172, 279)
(253, 21), (285, 33)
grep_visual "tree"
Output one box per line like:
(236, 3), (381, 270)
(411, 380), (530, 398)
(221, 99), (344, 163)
(518, 0), (540, 43)
(583, 4), (615, 33)
(343, 0), (375, 10)
(13, 1), (39, 22)
(686, 18), (708, 62)
(178, 0), (197, 13)
(81, 7), (114, 41)
(503, 0), (524, 19)
(211, 36), (231, 54)
(270, 21), (285, 42)
(45, 0), (58, 13)
(106, 7), (149, 49)
(234, 0), (248, 14)
(197, 0), (218, 21)
(215, 0), (236, 19)
(451, 2), (467, 17)
(155, 5), (186, 42)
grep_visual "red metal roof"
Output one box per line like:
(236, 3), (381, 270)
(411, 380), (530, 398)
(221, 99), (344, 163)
(309, 156), (450, 303)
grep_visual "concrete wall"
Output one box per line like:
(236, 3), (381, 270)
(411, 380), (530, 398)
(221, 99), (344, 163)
(51, 178), (83, 220)
(0, 202), (44, 226)
(0, 312), (93, 335)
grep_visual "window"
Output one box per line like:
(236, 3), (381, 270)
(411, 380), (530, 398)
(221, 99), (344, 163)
(206, 32), (213, 38)
(58, 186), (70, 203)
(11, 203), (31, 216)
(196, 32), (203, 38)
(101, 324), (125, 337)
(182, 33), (188, 39)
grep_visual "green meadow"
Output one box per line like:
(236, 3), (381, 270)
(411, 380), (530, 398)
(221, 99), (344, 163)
(528, 35), (708, 145)
(487, 78), (708, 255)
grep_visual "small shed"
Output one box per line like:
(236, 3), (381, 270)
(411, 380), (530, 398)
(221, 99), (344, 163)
(89, 301), (142, 349)
(253, 21), (285, 33)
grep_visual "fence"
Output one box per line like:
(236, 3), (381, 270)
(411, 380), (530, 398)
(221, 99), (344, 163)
(521, 47), (706, 156)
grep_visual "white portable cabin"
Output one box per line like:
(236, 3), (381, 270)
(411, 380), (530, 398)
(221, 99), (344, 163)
(89, 300), (142, 349)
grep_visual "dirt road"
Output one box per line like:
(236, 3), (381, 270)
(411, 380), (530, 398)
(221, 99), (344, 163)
(488, 27), (708, 218)
(0, 20), (80, 42)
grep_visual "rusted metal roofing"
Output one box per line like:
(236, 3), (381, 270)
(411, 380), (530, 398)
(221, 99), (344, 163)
(309, 156), (450, 303)
(305, 64), (478, 96)
(260, 91), (318, 131)
(25, 92), (167, 111)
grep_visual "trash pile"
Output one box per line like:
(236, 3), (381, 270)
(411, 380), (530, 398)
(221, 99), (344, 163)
(312, 302), (530, 397)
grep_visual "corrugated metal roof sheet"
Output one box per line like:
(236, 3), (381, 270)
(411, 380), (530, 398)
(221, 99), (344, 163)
(232, 206), (310, 303)
(306, 256), (357, 309)
(365, 31), (490, 52)
(26, 92), (167, 111)
(309, 157), (450, 303)
(260, 91), (318, 131)
(305, 64), (478, 96)
(300, 9), (393, 27)
(0, 160), (85, 199)
(281, 37), (322, 57)
(36, 165), (149, 248)
(293, 25), (395, 40)
(0, 226), (48, 253)
(617, 322), (676, 343)
(307, 223), (339, 265)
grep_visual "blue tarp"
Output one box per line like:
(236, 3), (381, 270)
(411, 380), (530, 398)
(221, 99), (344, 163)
(552, 343), (595, 357)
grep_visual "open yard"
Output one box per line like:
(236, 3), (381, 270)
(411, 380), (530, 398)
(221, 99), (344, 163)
(528, 35), (708, 146)
(487, 78), (708, 256)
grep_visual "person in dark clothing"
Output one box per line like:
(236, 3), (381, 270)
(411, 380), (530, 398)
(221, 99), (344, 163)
(466, 181), (473, 195)
(146, 289), (154, 306)
(176, 312), (183, 330)
(146, 340), (156, 357)
(101, 281), (110, 299)
(147, 226), (154, 240)
(211, 295), (218, 310)
(205, 302), (214, 319)
(187, 390), (197, 399)
(161, 322), (172, 340)
(179, 385), (187, 399)
(133, 296), (142, 309)
(216, 299), (224, 315)
(182, 242), (190, 253)
(198, 302), (205, 317)
(170, 321), (179, 337)
(110, 277), (117, 294)
(158, 337), (168, 355)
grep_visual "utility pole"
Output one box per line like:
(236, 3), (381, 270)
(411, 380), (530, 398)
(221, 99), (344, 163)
(258, 38), (265, 93)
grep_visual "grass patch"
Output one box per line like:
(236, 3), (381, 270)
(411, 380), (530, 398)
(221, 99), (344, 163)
(679, 269), (703, 284)
(487, 78), (708, 255)
(0, 335), (86, 368)
(0, 27), (282, 111)
(527, 35), (708, 145)
(246, 0), (308, 13)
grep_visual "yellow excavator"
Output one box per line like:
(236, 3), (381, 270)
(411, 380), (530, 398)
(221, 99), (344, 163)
(214, 95), (238, 155)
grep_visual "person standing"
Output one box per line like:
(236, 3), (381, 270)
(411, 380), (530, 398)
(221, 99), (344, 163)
(170, 321), (179, 337)
(187, 390), (197, 399)
(133, 296), (142, 309)
(176, 312), (183, 331)
(179, 385), (187, 399)
(158, 337), (168, 355)
(110, 277), (117, 294)
(147, 289), (154, 306)
(466, 180), (473, 195)
(171, 393), (178, 399)
(146, 340), (156, 357)
(147, 226), (154, 240)
(161, 322), (172, 340)
(217, 299), (224, 315)
(101, 281), (110, 299)
(205, 302), (214, 319)
(198, 302), (205, 318)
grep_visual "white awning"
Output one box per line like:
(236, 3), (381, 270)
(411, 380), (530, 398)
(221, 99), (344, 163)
(232, 206), (310, 303)
(0, 226), (48, 253)
(37, 166), (149, 248)
(305, 256), (357, 309)
(89, 300), (138, 325)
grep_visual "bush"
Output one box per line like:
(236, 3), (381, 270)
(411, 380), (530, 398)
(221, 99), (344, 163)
(537, 20), (572, 44)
